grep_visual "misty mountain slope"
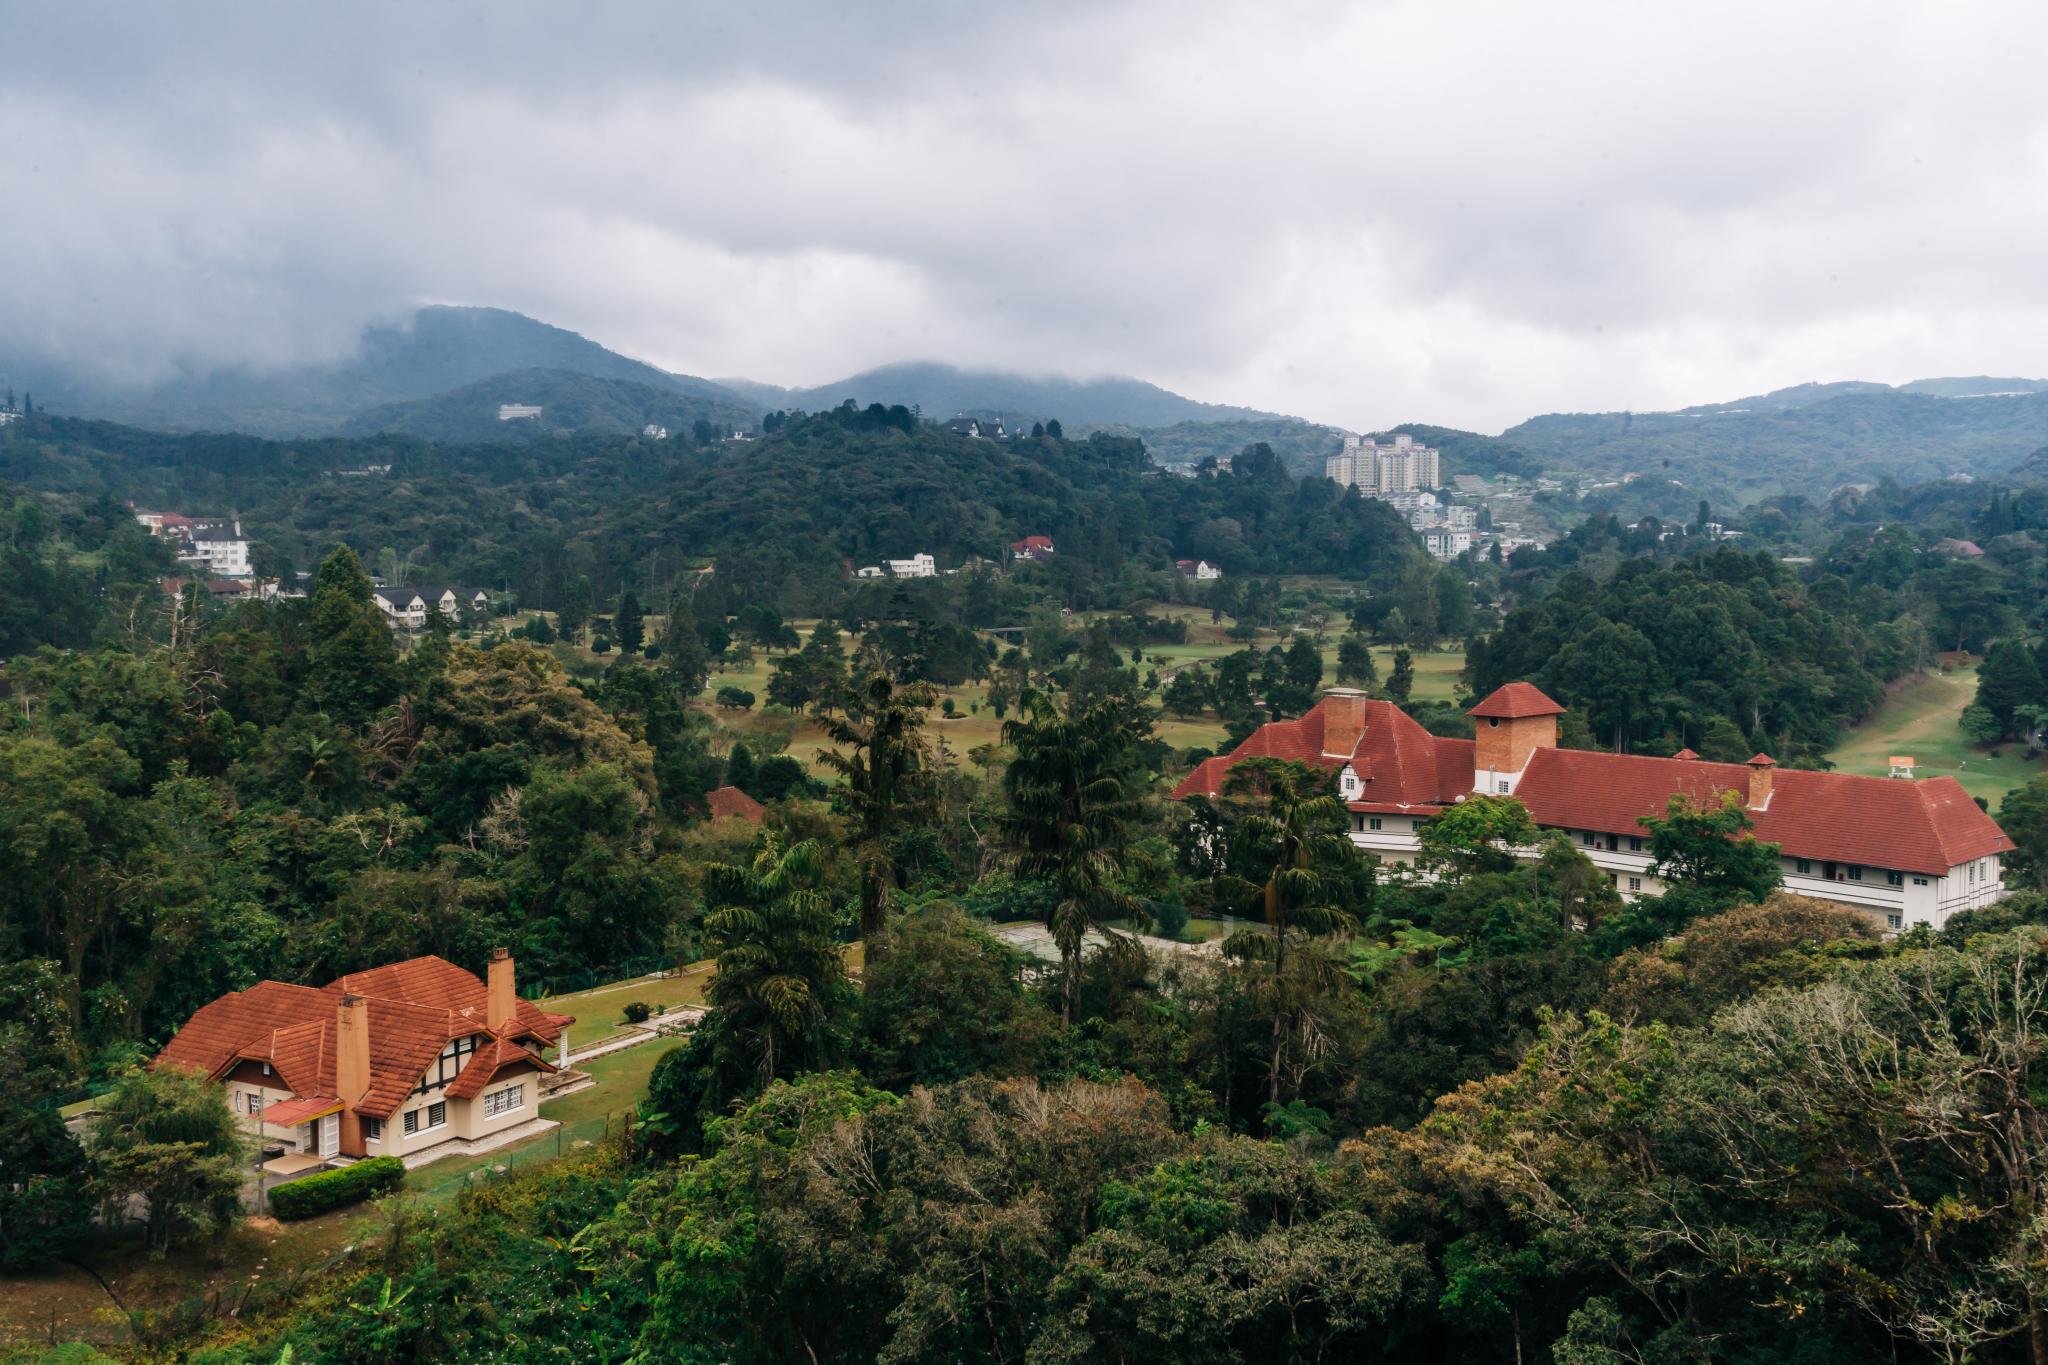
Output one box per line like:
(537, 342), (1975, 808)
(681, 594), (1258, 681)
(1504, 386), (2048, 501)
(341, 367), (757, 443)
(766, 360), (1289, 429)
(6, 306), (757, 438)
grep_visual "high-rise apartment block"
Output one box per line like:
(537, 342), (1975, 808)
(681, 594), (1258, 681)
(1325, 433), (1441, 493)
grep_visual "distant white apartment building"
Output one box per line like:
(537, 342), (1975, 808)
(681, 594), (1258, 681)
(1385, 491), (1441, 522)
(136, 511), (254, 578)
(886, 554), (937, 578)
(498, 404), (544, 421)
(1326, 433), (1441, 494)
(187, 521), (251, 577)
(374, 586), (490, 630)
(1421, 527), (1472, 560)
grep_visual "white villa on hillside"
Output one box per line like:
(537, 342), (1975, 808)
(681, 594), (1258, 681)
(1176, 684), (2013, 933)
(155, 951), (573, 1168)
(374, 586), (489, 629)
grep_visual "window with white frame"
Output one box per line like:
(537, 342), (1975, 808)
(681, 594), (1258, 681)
(1627, 877), (1641, 892)
(403, 1108), (419, 1135)
(1914, 876), (1929, 886)
(1887, 913), (1902, 930)
(249, 1093), (263, 1119)
(1886, 871), (1904, 887)
(1497, 779), (1509, 794)
(1795, 858), (1812, 875)
(1846, 865), (1863, 881)
(364, 1117), (383, 1142)
(484, 1085), (526, 1118)
(1368, 817), (1382, 832)
(426, 1101), (447, 1130)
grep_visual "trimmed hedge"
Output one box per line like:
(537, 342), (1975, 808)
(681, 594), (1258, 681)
(269, 1155), (405, 1220)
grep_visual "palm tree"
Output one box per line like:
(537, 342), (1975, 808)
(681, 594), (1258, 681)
(816, 670), (936, 948)
(1000, 689), (1142, 1026)
(1219, 759), (1356, 1108)
(702, 834), (844, 1088)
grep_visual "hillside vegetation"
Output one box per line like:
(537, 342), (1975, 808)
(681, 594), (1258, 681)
(1504, 386), (2048, 505)
(341, 366), (756, 443)
(749, 359), (1286, 429)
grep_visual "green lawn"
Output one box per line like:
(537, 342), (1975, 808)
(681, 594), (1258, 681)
(404, 1037), (687, 1198)
(1826, 661), (2044, 807)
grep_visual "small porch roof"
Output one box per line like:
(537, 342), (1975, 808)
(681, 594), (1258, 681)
(260, 1095), (343, 1127)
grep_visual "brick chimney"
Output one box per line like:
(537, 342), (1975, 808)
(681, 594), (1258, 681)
(336, 993), (371, 1157)
(1320, 688), (1370, 758)
(1468, 683), (1566, 790)
(1746, 753), (1776, 810)
(487, 948), (516, 1032)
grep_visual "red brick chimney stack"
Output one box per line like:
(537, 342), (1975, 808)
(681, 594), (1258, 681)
(487, 948), (516, 1033)
(336, 992), (371, 1157)
(1320, 689), (1370, 758)
(1746, 753), (1776, 810)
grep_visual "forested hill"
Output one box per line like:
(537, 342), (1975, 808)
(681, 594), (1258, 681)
(0, 409), (1426, 613)
(1, 306), (751, 438)
(603, 412), (1423, 603)
(1504, 385), (2048, 504)
(340, 367), (756, 442)
(738, 360), (1287, 429)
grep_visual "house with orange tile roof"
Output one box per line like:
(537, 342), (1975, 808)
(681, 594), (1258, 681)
(155, 950), (574, 1168)
(706, 784), (766, 823)
(1172, 684), (2014, 933)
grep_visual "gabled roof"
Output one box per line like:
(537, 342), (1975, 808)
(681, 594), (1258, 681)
(155, 955), (572, 1121)
(1468, 682), (1566, 719)
(707, 785), (766, 822)
(1169, 696), (1471, 812)
(445, 1037), (546, 1100)
(1171, 689), (2015, 876)
(1513, 748), (2010, 876)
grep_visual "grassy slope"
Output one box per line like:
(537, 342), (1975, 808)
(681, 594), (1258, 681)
(697, 607), (1467, 775)
(1825, 661), (2044, 807)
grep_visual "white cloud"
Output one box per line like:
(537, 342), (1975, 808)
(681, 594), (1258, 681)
(1, 0), (2045, 430)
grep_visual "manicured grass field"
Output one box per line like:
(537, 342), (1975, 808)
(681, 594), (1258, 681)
(402, 1037), (687, 1197)
(1826, 661), (2044, 808)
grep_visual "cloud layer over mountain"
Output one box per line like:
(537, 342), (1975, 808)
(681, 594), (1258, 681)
(5, 0), (2046, 431)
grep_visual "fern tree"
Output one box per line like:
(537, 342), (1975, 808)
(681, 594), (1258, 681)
(702, 834), (845, 1088)
(816, 670), (935, 948)
(1000, 689), (1143, 1026)
(1219, 759), (1357, 1109)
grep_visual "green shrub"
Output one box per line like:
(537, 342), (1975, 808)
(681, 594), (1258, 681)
(623, 1001), (652, 1024)
(269, 1154), (405, 1221)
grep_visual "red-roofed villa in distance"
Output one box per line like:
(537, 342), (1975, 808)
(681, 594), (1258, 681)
(1173, 684), (2014, 933)
(155, 950), (575, 1170)
(707, 785), (766, 823)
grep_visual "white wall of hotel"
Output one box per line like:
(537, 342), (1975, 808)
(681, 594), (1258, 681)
(1339, 807), (2003, 933)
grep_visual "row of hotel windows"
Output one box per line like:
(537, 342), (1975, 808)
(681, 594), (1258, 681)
(1346, 816), (1955, 892)
(361, 1086), (526, 1143)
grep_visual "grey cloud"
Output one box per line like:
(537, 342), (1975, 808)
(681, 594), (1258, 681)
(1, 0), (2044, 431)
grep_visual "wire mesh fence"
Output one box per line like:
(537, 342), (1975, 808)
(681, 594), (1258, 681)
(404, 1103), (641, 1203)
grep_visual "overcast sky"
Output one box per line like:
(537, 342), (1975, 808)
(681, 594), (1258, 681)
(4, 0), (2045, 433)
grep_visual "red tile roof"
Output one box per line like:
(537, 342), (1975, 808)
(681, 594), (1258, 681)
(707, 785), (766, 822)
(1172, 690), (2014, 876)
(1468, 682), (1566, 719)
(155, 955), (572, 1121)
(260, 1095), (342, 1126)
(445, 1037), (545, 1100)
(1513, 748), (2010, 876)
(1169, 696), (1471, 813)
